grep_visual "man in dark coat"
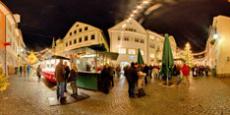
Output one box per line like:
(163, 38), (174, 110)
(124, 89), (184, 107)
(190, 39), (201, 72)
(55, 59), (66, 104)
(36, 64), (42, 82)
(143, 65), (149, 84)
(126, 62), (138, 98)
(101, 65), (111, 94)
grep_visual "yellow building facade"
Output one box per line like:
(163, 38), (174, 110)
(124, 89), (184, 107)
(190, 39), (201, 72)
(206, 15), (230, 77)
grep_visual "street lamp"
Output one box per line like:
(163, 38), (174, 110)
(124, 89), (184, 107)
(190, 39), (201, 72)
(213, 33), (219, 40)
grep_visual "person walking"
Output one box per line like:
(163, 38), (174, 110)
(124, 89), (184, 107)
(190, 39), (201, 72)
(116, 65), (121, 78)
(143, 64), (149, 85)
(55, 59), (66, 104)
(181, 63), (190, 86)
(64, 61), (70, 92)
(173, 64), (182, 85)
(27, 64), (31, 78)
(129, 62), (139, 98)
(137, 64), (146, 97)
(69, 63), (78, 97)
(108, 65), (114, 87)
(101, 64), (111, 94)
(19, 66), (22, 77)
(204, 65), (209, 77)
(149, 65), (153, 79)
(124, 65), (132, 97)
(23, 64), (26, 77)
(36, 64), (42, 82)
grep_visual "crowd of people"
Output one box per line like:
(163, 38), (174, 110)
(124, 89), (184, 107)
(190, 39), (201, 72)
(124, 63), (148, 98)
(16, 64), (32, 78)
(99, 62), (150, 97)
(42, 59), (211, 103)
(191, 65), (210, 77)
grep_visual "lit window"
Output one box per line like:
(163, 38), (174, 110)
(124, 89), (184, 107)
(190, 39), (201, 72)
(150, 36), (155, 40)
(150, 54), (155, 58)
(118, 48), (126, 54)
(128, 49), (136, 55)
(79, 37), (82, 43)
(91, 35), (95, 40)
(85, 36), (88, 41)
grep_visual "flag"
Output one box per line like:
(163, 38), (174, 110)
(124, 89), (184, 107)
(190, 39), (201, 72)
(3, 42), (11, 46)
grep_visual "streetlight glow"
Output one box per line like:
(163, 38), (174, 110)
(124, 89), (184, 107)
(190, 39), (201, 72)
(133, 10), (138, 14)
(143, 0), (151, 5)
(213, 33), (219, 39)
(137, 5), (143, 9)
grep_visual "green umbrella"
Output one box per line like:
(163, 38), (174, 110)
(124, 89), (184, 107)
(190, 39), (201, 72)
(160, 34), (174, 85)
(137, 48), (144, 64)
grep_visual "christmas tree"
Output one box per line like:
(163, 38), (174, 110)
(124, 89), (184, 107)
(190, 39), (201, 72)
(0, 65), (9, 92)
(183, 42), (193, 67)
(27, 51), (38, 64)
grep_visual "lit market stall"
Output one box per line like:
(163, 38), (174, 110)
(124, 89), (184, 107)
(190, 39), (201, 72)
(65, 47), (119, 90)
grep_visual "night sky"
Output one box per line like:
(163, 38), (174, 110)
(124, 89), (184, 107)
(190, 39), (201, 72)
(3, 0), (230, 52)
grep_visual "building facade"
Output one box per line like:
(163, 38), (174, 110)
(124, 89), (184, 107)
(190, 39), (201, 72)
(0, 1), (26, 74)
(108, 19), (177, 66)
(205, 15), (230, 77)
(54, 21), (109, 56)
(108, 19), (148, 66)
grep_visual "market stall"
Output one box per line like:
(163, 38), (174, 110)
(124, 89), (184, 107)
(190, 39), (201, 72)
(65, 47), (119, 90)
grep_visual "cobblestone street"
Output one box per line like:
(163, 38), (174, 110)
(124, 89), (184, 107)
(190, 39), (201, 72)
(0, 75), (230, 115)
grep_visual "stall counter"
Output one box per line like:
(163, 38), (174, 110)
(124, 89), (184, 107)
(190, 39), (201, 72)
(77, 71), (102, 91)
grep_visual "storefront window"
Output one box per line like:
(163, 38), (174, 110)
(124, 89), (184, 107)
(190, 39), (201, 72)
(119, 48), (126, 54)
(128, 49), (136, 55)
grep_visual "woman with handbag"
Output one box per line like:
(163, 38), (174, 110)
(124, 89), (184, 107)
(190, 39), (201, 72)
(137, 65), (146, 97)
(69, 63), (78, 97)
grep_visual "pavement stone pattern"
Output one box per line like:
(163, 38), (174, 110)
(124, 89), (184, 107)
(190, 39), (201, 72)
(0, 74), (230, 115)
